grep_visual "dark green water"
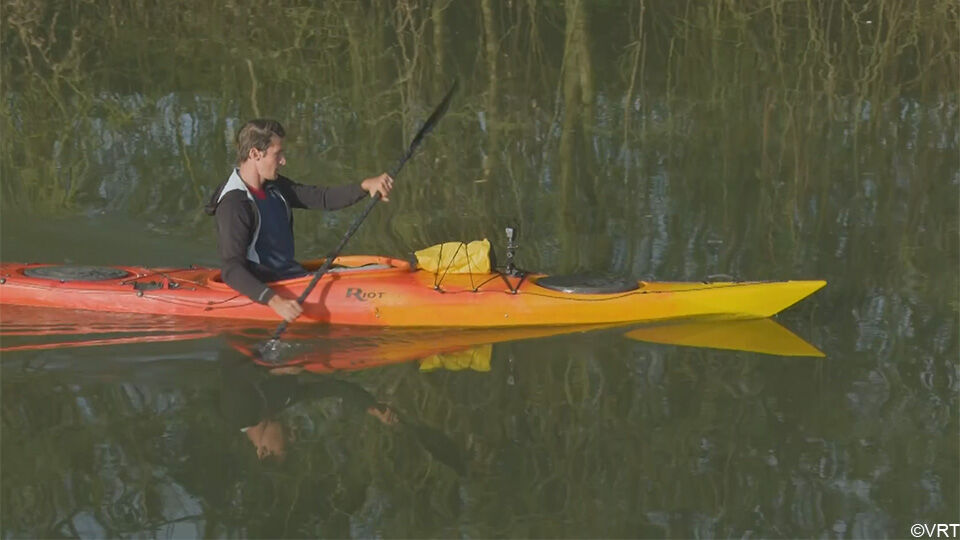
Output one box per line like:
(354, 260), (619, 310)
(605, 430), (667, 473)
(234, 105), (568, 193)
(1, 1), (957, 537)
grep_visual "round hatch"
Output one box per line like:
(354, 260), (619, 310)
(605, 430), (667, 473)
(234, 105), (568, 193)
(535, 274), (639, 294)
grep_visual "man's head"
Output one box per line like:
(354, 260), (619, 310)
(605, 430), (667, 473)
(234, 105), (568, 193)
(236, 119), (286, 179)
(246, 418), (289, 462)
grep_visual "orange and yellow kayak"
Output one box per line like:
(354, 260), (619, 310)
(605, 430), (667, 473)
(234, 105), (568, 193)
(0, 256), (825, 327)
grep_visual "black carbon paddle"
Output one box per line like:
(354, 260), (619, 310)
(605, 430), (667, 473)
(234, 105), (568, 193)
(259, 81), (458, 363)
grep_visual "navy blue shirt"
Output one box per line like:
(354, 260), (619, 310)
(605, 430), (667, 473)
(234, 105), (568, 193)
(207, 172), (366, 304)
(253, 189), (307, 281)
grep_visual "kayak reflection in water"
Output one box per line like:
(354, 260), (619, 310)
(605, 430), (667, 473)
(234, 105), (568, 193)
(219, 359), (398, 462)
(204, 119), (394, 323)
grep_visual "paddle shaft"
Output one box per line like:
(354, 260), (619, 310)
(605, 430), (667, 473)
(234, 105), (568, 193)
(268, 82), (458, 342)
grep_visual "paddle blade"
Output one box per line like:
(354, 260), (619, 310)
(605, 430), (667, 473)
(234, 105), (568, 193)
(258, 338), (294, 364)
(408, 80), (459, 150)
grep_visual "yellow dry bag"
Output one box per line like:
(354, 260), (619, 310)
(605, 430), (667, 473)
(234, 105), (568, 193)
(414, 239), (492, 274)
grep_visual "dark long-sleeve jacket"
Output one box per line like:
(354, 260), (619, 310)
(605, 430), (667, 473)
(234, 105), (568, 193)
(204, 170), (366, 304)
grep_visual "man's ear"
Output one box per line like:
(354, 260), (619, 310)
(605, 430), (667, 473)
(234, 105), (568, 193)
(248, 147), (262, 161)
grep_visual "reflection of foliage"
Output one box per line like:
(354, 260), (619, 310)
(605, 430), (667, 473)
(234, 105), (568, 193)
(2, 327), (955, 536)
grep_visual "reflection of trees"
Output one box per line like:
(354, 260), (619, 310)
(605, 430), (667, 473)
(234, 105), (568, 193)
(3, 326), (955, 536)
(558, 0), (595, 249)
(1, 0), (957, 536)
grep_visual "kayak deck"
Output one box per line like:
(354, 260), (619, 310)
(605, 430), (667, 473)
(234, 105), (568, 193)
(0, 256), (826, 327)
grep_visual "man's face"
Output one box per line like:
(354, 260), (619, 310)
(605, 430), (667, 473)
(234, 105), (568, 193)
(255, 419), (287, 461)
(254, 135), (286, 180)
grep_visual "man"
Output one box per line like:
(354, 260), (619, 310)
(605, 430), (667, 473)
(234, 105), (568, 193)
(205, 119), (393, 322)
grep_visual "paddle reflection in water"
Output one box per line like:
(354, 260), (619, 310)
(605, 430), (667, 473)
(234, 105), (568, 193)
(219, 356), (397, 462)
(221, 353), (468, 476)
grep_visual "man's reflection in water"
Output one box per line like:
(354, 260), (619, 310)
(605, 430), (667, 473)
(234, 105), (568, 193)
(219, 359), (397, 461)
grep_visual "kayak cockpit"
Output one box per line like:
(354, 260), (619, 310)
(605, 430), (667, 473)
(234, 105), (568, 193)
(207, 255), (413, 287)
(302, 255), (412, 274)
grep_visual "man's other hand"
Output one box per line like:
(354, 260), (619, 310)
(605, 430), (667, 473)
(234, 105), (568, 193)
(361, 173), (394, 201)
(268, 295), (303, 322)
